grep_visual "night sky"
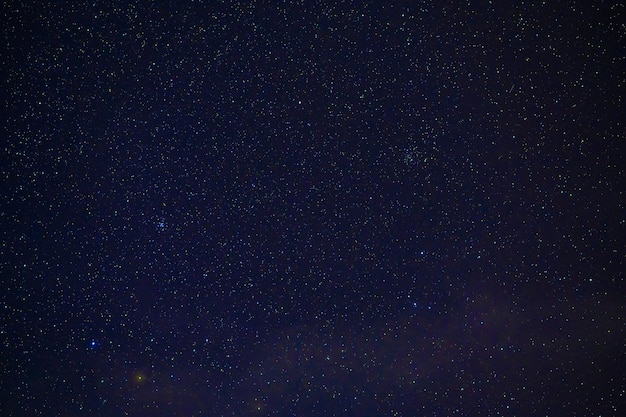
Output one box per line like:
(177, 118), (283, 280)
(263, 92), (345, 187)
(2, 1), (625, 416)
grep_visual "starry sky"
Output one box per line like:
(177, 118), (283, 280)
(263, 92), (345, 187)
(1, 1), (625, 416)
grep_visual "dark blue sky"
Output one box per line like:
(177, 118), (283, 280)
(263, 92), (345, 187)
(2, 1), (624, 416)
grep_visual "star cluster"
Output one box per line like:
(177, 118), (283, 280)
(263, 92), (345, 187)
(1, 1), (624, 416)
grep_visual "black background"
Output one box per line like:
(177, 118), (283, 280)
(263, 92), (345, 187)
(2, 1), (624, 416)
